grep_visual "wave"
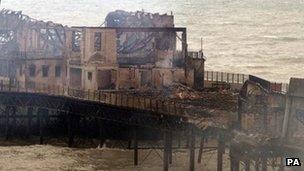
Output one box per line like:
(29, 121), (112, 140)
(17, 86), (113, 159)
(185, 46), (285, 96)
(261, 35), (300, 42)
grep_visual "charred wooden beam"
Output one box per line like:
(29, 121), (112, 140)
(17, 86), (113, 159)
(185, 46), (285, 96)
(133, 128), (138, 166)
(198, 135), (204, 163)
(26, 107), (33, 138)
(189, 127), (195, 171)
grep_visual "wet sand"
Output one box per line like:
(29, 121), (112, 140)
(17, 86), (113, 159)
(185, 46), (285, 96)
(0, 144), (230, 171)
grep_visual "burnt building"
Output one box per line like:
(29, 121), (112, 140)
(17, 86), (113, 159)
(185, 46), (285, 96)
(0, 9), (205, 91)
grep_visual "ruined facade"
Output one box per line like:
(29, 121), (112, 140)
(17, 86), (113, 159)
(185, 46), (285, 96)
(0, 9), (205, 91)
(0, 9), (68, 88)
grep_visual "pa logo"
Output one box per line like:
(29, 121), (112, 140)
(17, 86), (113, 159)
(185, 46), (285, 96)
(286, 158), (301, 166)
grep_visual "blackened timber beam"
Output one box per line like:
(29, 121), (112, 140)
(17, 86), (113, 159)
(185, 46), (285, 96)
(237, 96), (243, 129)
(26, 107), (33, 138)
(38, 108), (48, 144)
(163, 131), (170, 171)
(255, 159), (260, 171)
(72, 27), (187, 33)
(133, 129), (138, 166)
(189, 127), (195, 171)
(168, 131), (173, 164)
(11, 107), (16, 137)
(99, 120), (106, 147)
(68, 113), (75, 147)
(217, 133), (225, 171)
(5, 106), (10, 140)
(198, 135), (204, 163)
(229, 147), (239, 171)
(244, 159), (250, 171)
(261, 157), (267, 171)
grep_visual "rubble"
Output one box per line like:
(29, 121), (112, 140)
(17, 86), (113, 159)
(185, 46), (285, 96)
(124, 83), (238, 112)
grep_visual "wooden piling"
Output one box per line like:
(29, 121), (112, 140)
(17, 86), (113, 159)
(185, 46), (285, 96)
(189, 127), (195, 171)
(217, 133), (225, 171)
(255, 158), (260, 171)
(168, 131), (173, 164)
(244, 159), (250, 171)
(5, 106), (10, 140)
(198, 136), (204, 163)
(98, 120), (106, 147)
(133, 129), (138, 166)
(261, 157), (267, 171)
(163, 131), (170, 171)
(26, 107), (33, 138)
(38, 108), (48, 145)
(11, 106), (16, 137)
(68, 113), (75, 147)
(230, 147), (239, 171)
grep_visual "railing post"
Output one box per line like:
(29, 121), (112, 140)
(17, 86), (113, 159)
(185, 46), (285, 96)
(1, 80), (3, 91)
(237, 74), (240, 84)
(211, 71), (214, 81)
(206, 71), (209, 81)
(242, 74), (245, 83)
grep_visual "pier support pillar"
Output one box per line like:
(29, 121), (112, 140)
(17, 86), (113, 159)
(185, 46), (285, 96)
(262, 157), (267, 171)
(230, 147), (239, 171)
(5, 106), (10, 140)
(133, 129), (138, 166)
(168, 131), (173, 164)
(68, 113), (75, 147)
(38, 108), (48, 145)
(198, 135), (204, 163)
(26, 107), (33, 138)
(11, 106), (16, 137)
(163, 130), (170, 171)
(189, 127), (195, 171)
(244, 159), (250, 171)
(98, 120), (106, 147)
(217, 133), (225, 171)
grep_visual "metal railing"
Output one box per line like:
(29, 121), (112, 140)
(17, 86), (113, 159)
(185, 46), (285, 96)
(204, 71), (249, 84)
(204, 71), (288, 93)
(0, 80), (188, 117)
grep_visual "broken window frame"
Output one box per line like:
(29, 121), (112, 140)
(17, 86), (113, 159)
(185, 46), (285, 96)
(0, 29), (15, 44)
(55, 65), (61, 78)
(88, 72), (93, 81)
(19, 65), (23, 76)
(94, 32), (102, 52)
(29, 65), (36, 77)
(42, 65), (49, 77)
(72, 31), (82, 52)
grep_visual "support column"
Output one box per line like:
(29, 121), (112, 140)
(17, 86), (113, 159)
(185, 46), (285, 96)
(189, 127), (195, 171)
(168, 131), (173, 164)
(237, 96), (243, 129)
(68, 113), (75, 147)
(255, 158), (260, 171)
(262, 157), (267, 171)
(230, 147), (239, 171)
(5, 106), (10, 140)
(217, 133), (225, 171)
(11, 107), (16, 137)
(38, 108), (48, 145)
(198, 135), (204, 163)
(26, 107), (33, 138)
(244, 159), (250, 171)
(133, 129), (138, 166)
(99, 120), (106, 147)
(164, 131), (170, 171)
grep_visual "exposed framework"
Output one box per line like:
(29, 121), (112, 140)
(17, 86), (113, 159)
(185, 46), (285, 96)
(0, 9), (68, 59)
